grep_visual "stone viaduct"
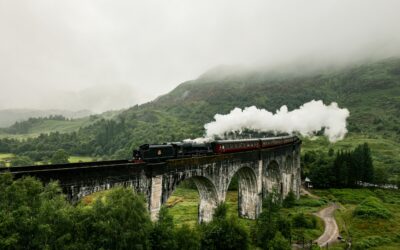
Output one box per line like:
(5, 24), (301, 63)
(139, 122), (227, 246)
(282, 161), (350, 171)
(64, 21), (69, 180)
(1, 140), (301, 223)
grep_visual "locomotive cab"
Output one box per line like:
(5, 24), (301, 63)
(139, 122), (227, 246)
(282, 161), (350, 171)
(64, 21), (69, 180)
(134, 144), (175, 162)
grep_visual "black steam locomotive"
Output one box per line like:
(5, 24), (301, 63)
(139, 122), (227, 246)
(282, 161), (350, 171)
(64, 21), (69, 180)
(133, 135), (299, 162)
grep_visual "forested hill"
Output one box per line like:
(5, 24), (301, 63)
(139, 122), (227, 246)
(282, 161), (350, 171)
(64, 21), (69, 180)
(1, 58), (400, 160)
(0, 109), (92, 128)
(148, 58), (400, 135)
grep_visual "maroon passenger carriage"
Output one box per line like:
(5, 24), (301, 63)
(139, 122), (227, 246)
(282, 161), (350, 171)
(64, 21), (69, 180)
(210, 135), (298, 154)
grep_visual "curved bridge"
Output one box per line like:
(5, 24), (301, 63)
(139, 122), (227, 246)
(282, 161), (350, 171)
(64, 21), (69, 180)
(1, 140), (301, 223)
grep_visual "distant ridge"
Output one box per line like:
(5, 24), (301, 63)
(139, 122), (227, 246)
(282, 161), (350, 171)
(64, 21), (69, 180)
(0, 109), (92, 127)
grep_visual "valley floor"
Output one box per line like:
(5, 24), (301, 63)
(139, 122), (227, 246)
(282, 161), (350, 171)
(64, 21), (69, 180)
(167, 187), (400, 250)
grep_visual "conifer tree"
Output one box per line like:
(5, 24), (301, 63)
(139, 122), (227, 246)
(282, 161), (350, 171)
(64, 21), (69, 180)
(362, 143), (374, 182)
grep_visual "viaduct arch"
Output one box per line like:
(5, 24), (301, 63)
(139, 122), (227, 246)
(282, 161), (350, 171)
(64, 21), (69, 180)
(1, 140), (301, 223)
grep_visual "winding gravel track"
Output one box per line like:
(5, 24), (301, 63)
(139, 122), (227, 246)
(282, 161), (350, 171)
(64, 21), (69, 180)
(315, 203), (340, 247)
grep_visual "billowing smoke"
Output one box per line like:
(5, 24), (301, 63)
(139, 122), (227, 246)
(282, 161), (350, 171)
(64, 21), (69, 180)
(202, 100), (349, 142)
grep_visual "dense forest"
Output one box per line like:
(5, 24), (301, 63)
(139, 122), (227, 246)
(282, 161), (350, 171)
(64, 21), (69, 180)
(0, 173), (306, 250)
(303, 143), (379, 188)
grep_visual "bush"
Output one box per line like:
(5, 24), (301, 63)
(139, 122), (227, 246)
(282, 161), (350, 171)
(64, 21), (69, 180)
(150, 206), (176, 250)
(353, 235), (391, 250)
(283, 191), (296, 208)
(268, 232), (291, 250)
(353, 197), (391, 219)
(175, 224), (200, 250)
(50, 149), (69, 164)
(10, 155), (34, 167)
(292, 213), (317, 229)
(200, 203), (249, 250)
(0, 175), (154, 250)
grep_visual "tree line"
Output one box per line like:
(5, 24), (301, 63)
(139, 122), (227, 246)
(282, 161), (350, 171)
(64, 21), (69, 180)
(0, 173), (319, 250)
(304, 143), (381, 188)
(1, 115), (68, 134)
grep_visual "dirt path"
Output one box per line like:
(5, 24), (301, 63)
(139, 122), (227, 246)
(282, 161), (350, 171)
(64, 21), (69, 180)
(314, 203), (340, 247)
(300, 188), (320, 199)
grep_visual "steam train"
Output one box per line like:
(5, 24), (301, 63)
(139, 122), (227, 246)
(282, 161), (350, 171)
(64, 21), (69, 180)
(133, 135), (299, 162)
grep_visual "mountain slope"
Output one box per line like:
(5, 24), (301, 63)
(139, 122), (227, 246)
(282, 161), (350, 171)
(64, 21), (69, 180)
(0, 110), (123, 139)
(126, 57), (400, 139)
(0, 109), (93, 128)
(1, 58), (400, 167)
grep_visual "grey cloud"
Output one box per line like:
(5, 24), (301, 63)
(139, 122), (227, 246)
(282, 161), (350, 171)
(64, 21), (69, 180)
(0, 0), (399, 112)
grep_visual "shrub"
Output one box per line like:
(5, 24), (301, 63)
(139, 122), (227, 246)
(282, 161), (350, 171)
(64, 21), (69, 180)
(296, 198), (327, 207)
(292, 213), (317, 229)
(200, 203), (249, 250)
(175, 224), (200, 250)
(283, 191), (296, 208)
(10, 155), (34, 167)
(353, 235), (391, 250)
(268, 232), (291, 250)
(353, 197), (391, 219)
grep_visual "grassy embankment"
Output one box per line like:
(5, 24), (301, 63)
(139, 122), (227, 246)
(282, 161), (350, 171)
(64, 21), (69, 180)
(0, 110), (122, 140)
(312, 188), (400, 250)
(0, 153), (93, 167)
(0, 153), (14, 167)
(0, 118), (92, 140)
(166, 187), (325, 241)
(166, 186), (400, 249)
(68, 156), (94, 163)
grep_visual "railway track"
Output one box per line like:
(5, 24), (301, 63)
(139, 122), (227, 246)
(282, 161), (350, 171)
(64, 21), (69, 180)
(0, 159), (134, 174)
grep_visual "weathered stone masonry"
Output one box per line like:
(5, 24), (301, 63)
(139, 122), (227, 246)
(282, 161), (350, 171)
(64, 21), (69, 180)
(4, 141), (301, 223)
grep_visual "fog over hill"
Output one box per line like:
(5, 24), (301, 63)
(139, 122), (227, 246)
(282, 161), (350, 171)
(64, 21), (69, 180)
(1, 58), (400, 173)
(0, 109), (92, 128)
(1, 1), (400, 112)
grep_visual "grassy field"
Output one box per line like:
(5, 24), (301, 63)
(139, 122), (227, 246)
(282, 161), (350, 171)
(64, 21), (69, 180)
(312, 188), (400, 249)
(0, 154), (93, 167)
(75, 183), (400, 249)
(0, 153), (14, 160)
(166, 187), (325, 242)
(0, 109), (123, 140)
(0, 133), (39, 140)
(0, 153), (14, 167)
(0, 118), (92, 139)
(68, 156), (94, 163)
(167, 187), (400, 249)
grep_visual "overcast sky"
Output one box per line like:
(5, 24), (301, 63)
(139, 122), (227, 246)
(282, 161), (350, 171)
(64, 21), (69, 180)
(1, 0), (400, 112)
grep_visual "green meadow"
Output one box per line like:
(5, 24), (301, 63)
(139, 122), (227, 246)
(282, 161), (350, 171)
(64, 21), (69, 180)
(68, 156), (94, 163)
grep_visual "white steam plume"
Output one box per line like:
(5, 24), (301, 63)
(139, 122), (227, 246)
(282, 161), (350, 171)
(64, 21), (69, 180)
(203, 100), (350, 142)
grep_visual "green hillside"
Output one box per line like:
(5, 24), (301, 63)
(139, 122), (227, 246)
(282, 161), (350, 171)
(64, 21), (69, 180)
(1, 58), (400, 169)
(0, 109), (92, 128)
(149, 58), (400, 137)
(0, 110), (123, 139)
